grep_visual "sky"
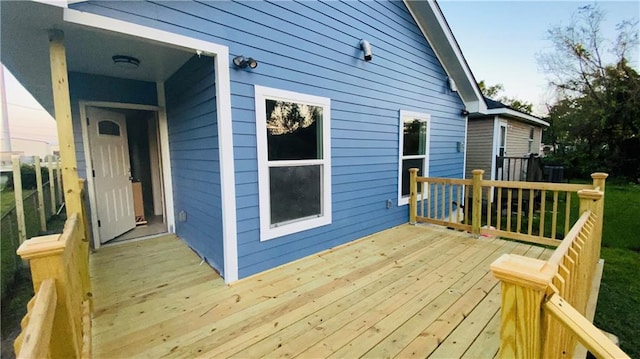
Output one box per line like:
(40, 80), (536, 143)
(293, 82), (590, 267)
(1, 0), (638, 148)
(439, 0), (640, 116)
(2, 66), (58, 145)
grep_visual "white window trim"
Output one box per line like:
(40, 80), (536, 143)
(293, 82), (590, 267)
(397, 110), (431, 206)
(255, 85), (332, 241)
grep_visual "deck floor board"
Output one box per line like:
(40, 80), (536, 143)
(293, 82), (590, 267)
(91, 224), (552, 358)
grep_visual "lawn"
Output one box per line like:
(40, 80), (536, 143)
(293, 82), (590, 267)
(594, 182), (640, 357)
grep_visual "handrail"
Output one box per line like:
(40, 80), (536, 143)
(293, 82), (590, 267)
(544, 294), (630, 359)
(14, 279), (57, 359)
(14, 182), (92, 358)
(410, 169), (602, 246)
(489, 173), (629, 358)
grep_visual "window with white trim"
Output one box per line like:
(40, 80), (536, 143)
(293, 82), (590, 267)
(528, 127), (535, 153)
(398, 111), (430, 206)
(255, 86), (331, 241)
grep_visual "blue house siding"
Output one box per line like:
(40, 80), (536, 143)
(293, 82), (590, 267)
(164, 55), (224, 275)
(72, 1), (467, 279)
(68, 72), (158, 177)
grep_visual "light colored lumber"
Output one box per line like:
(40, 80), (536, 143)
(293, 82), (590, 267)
(15, 279), (57, 359)
(47, 155), (56, 215)
(12, 155), (27, 243)
(544, 294), (630, 359)
(49, 30), (83, 220)
(34, 156), (46, 232)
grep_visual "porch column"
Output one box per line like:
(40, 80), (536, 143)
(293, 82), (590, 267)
(49, 30), (83, 218)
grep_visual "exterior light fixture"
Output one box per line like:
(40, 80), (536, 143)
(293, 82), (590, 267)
(233, 55), (258, 69)
(360, 39), (373, 61)
(112, 55), (140, 69)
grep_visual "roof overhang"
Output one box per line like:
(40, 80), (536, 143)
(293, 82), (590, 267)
(1, 1), (194, 116)
(472, 108), (550, 127)
(404, 0), (487, 114)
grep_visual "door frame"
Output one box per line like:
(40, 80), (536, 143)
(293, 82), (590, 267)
(80, 101), (171, 250)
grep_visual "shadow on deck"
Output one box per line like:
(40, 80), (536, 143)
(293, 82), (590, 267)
(90, 224), (553, 358)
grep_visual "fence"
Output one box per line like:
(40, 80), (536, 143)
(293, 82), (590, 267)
(495, 154), (544, 182)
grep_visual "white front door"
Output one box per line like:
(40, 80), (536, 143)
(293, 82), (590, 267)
(87, 107), (136, 243)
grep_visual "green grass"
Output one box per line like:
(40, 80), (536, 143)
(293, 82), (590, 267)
(1, 189), (36, 215)
(594, 182), (640, 357)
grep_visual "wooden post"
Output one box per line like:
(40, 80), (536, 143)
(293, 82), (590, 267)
(56, 156), (62, 206)
(47, 155), (56, 215)
(49, 30), (82, 220)
(409, 168), (418, 224)
(491, 254), (557, 358)
(12, 155), (27, 244)
(17, 231), (81, 358)
(472, 169), (484, 237)
(34, 156), (46, 232)
(590, 173), (607, 261)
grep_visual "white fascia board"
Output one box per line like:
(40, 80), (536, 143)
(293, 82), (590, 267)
(486, 108), (550, 127)
(403, 0), (486, 114)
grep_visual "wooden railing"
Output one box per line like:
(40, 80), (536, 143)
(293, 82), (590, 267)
(409, 169), (601, 247)
(14, 183), (92, 358)
(489, 175), (629, 358)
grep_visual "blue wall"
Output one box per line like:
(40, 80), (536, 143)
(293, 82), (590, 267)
(73, 1), (467, 278)
(164, 55), (224, 275)
(69, 72), (157, 177)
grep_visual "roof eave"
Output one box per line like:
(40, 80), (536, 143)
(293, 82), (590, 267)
(485, 108), (550, 127)
(403, 0), (487, 113)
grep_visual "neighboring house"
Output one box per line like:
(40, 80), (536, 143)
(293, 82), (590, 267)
(465, 97), (549, 181)
(1, 0), (488, 282)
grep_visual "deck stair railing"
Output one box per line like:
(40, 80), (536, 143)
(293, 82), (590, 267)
(410, 169), (628, 358)
(14, 183), (92, 359)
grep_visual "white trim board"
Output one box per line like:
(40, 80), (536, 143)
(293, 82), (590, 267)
(397, 110), (431, 207)
(64, 8), (239, 283)
(254, 85), (332, 241)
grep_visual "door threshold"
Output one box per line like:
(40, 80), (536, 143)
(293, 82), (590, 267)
(100, 232), (171, 248)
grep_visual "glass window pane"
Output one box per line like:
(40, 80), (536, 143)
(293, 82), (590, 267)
(270, 165), (321, 225)
(401, 158), (424, 197)
(403, 119), (426, 155)
(98, 120), (120, 136)
(266, 99), (322, 161)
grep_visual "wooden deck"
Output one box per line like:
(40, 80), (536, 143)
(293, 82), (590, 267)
(90, 224), (553, 358)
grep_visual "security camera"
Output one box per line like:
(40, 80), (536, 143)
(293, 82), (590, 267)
(360, 39), (373, 61)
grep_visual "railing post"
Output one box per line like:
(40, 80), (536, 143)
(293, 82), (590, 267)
(491, 254), (557, 358)
(409, 168), (418, 224)
(472, 169), (484, 237)
(12, 155), (27, 244)
(17, 229), (81, 358)
(590, 173), (607, 261)
(34, 156), (47, 232)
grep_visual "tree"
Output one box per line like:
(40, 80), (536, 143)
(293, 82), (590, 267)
(538, 4), (640, 179)
(478, 80), (534, 114)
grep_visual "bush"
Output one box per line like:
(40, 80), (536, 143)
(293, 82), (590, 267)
(4, 164), (50, 191)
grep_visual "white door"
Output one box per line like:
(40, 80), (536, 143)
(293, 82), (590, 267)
(497, 122), (508, 180)
(87, 107), (136, 243)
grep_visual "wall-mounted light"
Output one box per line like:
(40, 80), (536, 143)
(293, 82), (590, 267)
(461, 109), (470, 116)
(233, 55), (258, 69)
(112, 55), (140, 69)
(360, 40), (373, 61)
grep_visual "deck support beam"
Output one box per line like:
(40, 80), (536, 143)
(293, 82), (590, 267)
(409, 168), (418, 224)
(49, 30), (83, 220)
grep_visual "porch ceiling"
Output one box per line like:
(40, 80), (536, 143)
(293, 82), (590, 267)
(1, 1), (193, 116)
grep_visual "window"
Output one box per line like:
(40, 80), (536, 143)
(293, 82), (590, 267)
(528, 127), (535, 153)
(255, 86), (331, 241)
(398, 111), (430, 206)
(98, 120), (120, 136)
